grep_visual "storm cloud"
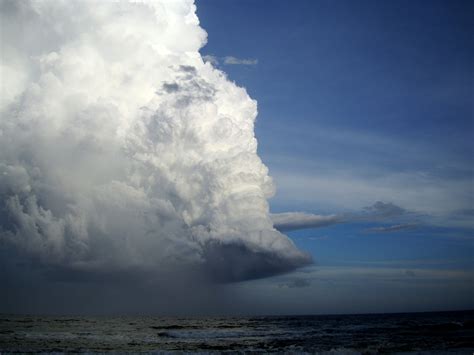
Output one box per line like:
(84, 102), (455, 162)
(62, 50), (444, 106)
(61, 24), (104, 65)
(0, 0), (311, 290)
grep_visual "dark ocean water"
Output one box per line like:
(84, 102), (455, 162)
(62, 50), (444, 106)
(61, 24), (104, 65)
(0, 311), (473, 353)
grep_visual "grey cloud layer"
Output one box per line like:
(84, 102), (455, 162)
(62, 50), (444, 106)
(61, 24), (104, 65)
(271, 212), (341, 231)
(271, 201), (413, 232)
(0, 0), (310, 284)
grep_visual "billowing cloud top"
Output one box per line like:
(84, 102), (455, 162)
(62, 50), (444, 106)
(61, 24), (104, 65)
(0, 0), (311, 282)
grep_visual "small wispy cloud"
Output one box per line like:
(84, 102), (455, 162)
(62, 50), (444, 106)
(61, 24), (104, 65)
(202, 54), (219, 66)
(223, 56), (258, 65)
(307, 235), (329, 241)
(203, 55), (258, 66)
(271, 212), (340, 232)
(278, 277), (311, 289)
(365, 223), (418, 233)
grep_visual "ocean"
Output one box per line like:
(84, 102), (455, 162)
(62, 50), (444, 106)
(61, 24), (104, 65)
(1, 311), (473, 353)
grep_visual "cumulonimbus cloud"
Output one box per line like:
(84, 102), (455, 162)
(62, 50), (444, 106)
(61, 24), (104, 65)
(0, 0), (310, 283)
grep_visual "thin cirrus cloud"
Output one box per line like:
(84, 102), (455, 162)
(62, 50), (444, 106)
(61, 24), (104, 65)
(365, 223), (418, 233)
(261, 118), (473, 230)
(271, 168), (473, 229)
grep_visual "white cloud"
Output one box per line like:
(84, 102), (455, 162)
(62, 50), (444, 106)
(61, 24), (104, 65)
(0, 0), (310, 282)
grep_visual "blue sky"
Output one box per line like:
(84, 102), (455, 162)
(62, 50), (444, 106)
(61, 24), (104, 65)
(197, 0), (473, 312)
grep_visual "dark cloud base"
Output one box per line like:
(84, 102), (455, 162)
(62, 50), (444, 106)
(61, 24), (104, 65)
(202, 240), (313, 283)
